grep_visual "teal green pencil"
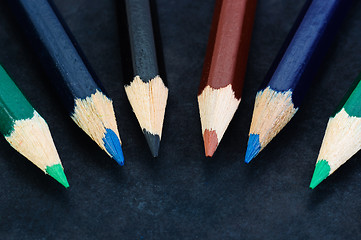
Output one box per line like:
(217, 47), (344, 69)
(0, 65), (69, 188)
(310, 72), (361, 189)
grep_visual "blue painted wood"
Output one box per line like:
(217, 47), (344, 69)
(259, 0), (353, 108)
(8, 0), (106, 114)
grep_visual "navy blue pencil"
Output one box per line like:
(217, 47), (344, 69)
(245, 0), (353, 163)
(8, 0), (124, 165)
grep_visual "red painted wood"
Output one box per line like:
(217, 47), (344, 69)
(198, 0), (257, 100)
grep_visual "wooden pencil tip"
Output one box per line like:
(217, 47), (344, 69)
(124, 75), (168, 156)
(203, 129), (218, 157)
(245, 134), (261, 163)
(310, 160), (331, 189)
(46, 164), (69, 188)
(103, 128), (124, 166)
(143, 130), (160, 157)
(72, 90), (124, 165)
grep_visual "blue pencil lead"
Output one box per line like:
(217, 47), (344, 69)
(103, 128), (124, 166)
(245, 134), (261, 164)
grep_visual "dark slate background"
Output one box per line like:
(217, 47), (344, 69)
(0, 0), (361, 239)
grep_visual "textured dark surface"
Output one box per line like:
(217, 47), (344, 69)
(0, 0), (361, 239)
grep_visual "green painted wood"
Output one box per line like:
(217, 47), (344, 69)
(0, 65), (34, 136)
(343, 75), (361, 117)
(332, 72), (361, 118)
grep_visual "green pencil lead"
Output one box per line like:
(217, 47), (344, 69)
(310, 160), (330, 189)
(46, 164), (69, 188)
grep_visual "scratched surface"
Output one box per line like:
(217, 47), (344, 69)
(0, 0), (361, 239)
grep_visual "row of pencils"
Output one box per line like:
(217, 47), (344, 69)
(1, 0), (168, 188)
(1, 0), (360, 190)
(198, 0), (359, 189)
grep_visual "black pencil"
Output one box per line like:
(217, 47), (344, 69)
(8, 0), (124, 165)
(123, 0), (168, 157)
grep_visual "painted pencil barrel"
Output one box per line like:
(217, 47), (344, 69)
(262, 0), (354, 107)
(8, 0), (101, 113)
(0, 66), (34, 136)
(125, 0), (159, 82)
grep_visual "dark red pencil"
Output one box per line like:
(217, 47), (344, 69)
(198, 0), (257, 157)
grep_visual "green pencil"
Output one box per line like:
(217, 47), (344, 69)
(0, 65), (69, 188)
(310, 72), (361, 189)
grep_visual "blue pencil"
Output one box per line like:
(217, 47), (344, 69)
(8, 0), (124, 165)
(245, 0), (353, 163)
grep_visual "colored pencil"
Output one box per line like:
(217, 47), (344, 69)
(0, 65), (68, 188)
(9, 0), (124, 165)
(123, 0), (168, 157)
(198, 0), (257, 157)
(245, 0), (353, 163)
(310, 73), (361, 189)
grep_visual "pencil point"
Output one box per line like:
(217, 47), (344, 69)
(203, 129), (218, 157)
(143, 130), (160, 157)
(245, 134), (261, 163)
(310, 160), (331, 189)
(103, 128), (124, 166)
(46, 164), (69, 188)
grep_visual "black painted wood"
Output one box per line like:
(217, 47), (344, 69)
(124, 0), (160, 83)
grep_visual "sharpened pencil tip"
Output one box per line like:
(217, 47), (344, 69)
(203, 129), (218, 157)
(245, 134), (261, 163)
(143, 130), (160, 157)
(310, 160), (331, 189)
(46, 164), (69, 188)
(103, 128), (124, 166)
